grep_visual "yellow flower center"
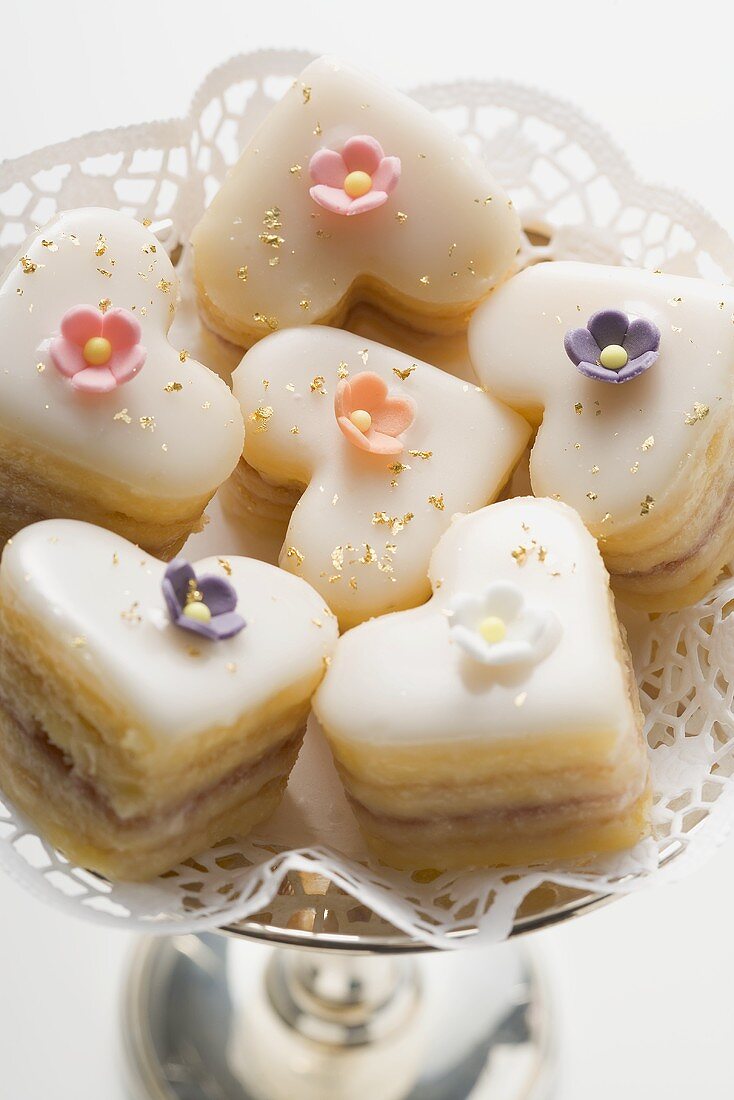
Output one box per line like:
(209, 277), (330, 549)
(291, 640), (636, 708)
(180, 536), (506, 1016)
(599, 344), (628, 371)
(349, 409), (372, 433)
(478, 615), (506, 644)
(183, 601), (212, 624)
(82, 336), (112, 366)
(344, 170), (373, 199)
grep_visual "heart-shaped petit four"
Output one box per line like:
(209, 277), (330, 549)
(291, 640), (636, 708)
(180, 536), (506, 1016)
(0, 208), (244, 559)
(314, 497), (649, 870)
(191, 56), (521, 348)
(0, 520), (337, 880)
(468, 261), (734, 610)
(229, 327), (530, 628)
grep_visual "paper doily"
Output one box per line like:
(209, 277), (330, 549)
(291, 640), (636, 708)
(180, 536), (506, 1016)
(1, 50), (733, 948)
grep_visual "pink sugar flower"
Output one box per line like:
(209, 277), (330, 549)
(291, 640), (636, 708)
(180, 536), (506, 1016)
(334, 371), (415, 456)
(50, 305), (146, 394)
(309, 135), (401, 216)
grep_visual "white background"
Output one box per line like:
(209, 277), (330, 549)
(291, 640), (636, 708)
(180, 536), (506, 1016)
(0, 1), (732, 1097)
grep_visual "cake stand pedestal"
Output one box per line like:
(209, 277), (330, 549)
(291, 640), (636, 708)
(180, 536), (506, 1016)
(121, 890), (611, 1100)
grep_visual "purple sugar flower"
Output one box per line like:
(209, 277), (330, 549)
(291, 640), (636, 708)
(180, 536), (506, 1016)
(564, 308), (660, 384)
(162, 559), (246, 641)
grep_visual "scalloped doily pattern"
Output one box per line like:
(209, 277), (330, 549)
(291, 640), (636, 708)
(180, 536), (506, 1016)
(1, 51), (734, 947)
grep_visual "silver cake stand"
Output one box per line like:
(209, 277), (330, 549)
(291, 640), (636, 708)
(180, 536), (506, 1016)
(121, 870), (616, 1100)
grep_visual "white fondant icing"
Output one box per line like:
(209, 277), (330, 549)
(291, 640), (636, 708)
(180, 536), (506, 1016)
(191, 56), (521, 338)
(0, 209), (244, 497)
(232, 327), (531, 625)
(314, 497), (633, 745)
(1, 520), (337, 740)
(468, 262), (734, 534)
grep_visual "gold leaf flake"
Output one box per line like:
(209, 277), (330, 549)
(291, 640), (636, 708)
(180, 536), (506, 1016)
(395, 211), (408, 223)
(236, 265), (248, 281)
(41, 239), (57, 252)
(259, 232), (284, 248)
(36, 362), (45, 373)
(574, 402), (583, 415)
(301, 84), (311, 104)
(359, 347), (369, 366)
(586, 490), (598, 500)
(20, 256), (37, 274)
(311, 618), (323, 628)
(640, 494), (655, 516)
(97, 267), (112, 279)
(316, 229), (331, 240)
(285, 546), (304, 567)
(313, 121), (322, 135)
(408, 449), (432, 460)
(139, 415), (156, 430)
(164, 381), (183, 392)
(253, 312), (279, 330)
(113, 408), (132, 424)
(630, 462), (639, 474)
(388, 462), (409, 476)
(590, 465), (599, 475)
(112, 552), (119, 565)
(263, 207), (282, 230)
(537, 546), (548, 561)
(331, 546), (344, 572)
(249, 405), (273, 432)
(121, 602), (141, 624)
(202, 401), (211, 410)
(300, 298), (311, 311)
(684, 402), (709, 425)
(289, 164), (302, 176)
(218, 557), (232, 576)
(349, 577), (358, 589)
(156, 279), (173, 293)
(337, 361), (349, 379)
(642, 435), (655, 451)
(290, 425), (299, 434)
(419, 275), (430, 286)
(392, 364), (416, 381)
(310, 375), (326, 394)
(511, 545), (528, 564)
(428, 493), (445, 510)
(360, 545), (377, 564)
(98, 297), (112, 314)
(372, 511), (414, 535)
(94, 234), (107, 257)
(70, 636), (87, 648)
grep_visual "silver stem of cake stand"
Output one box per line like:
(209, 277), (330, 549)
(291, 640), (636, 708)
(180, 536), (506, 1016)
(121, 929), (557, 1100)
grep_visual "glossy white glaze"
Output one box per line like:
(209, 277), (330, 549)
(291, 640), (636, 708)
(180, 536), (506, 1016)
(468, 262), (734, 533)
(191, 56), (521, 337)
(232, 327), (530, 624)
(1, 520), (338, 740)
(314, 497), (633, 744)
(1, 208), (243, 498)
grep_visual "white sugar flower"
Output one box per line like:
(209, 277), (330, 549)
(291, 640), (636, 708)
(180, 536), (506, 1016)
(448, 580), (560, 667)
